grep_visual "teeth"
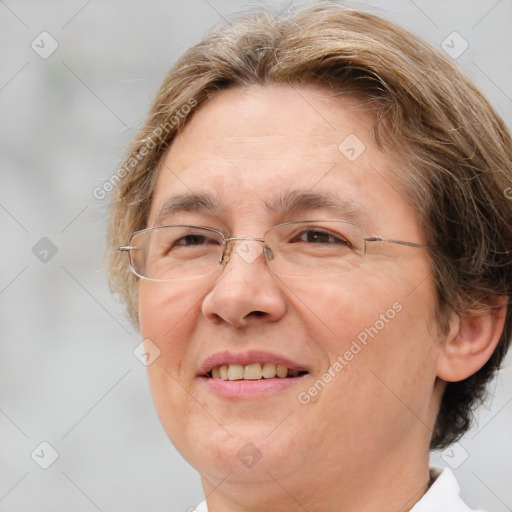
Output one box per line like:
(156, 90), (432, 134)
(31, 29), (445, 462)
(227, 364), (244, 380)
(262, 363), (276, 378)
(219, 364), (228, 380)
(244, 363), (263, 380)
(276, 365), (288, 378)
(209, 363), (303, 380)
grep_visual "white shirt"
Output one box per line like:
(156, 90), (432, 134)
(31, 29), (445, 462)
(191, 467), (487, 512)
(411, 467), (487, 512)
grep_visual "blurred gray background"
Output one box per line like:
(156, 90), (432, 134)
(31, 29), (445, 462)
(1, 0), (511, 510)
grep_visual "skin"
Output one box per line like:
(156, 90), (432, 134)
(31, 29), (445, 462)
(137, 85), (505, 511)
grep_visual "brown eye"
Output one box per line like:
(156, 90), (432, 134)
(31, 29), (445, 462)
(174, 234), (221, 247)
(293, 229), (349, 245)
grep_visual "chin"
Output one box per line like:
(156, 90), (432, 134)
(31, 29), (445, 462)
(166, 415), (299, 481)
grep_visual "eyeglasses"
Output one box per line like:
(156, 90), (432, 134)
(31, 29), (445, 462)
(118, 220), (431, 282)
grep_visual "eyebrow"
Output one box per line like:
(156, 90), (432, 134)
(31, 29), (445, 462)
(152, 190), (372, 226)
(264, 190), (371, 223)
(152, 193), (220, 226)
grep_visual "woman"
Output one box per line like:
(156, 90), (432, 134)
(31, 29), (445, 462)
(106, 4), (512, 511)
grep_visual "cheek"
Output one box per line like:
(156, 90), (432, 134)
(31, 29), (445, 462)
(138, 280), (206, 412)
(291, 265), (438, 410)
(293, 283), (438, 459)
(138, 280), (202, 357)
(138, 281), (207, 447)
(286, 267), (418, 359)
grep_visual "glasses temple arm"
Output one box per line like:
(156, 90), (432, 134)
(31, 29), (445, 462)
(364, 237), (434, 249)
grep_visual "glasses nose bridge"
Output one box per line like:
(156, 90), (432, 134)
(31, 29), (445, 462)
(220, 236), (268, 266)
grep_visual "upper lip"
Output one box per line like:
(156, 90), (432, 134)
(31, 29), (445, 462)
(198, 350), (310, 376)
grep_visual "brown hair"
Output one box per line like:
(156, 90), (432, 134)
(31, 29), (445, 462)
(106, 3), (512, 449)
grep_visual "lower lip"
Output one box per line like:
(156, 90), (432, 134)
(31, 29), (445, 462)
(199, 376), (307, 398)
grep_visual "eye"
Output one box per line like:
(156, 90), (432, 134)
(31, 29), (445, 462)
(175, 234), (207, 246)
(292, 229), (349, 245)
(173, 233), (221, 247)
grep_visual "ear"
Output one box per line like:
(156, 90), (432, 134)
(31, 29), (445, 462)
(436, 296), (508, 382)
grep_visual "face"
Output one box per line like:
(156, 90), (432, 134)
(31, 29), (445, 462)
(138, 85), (443, 500)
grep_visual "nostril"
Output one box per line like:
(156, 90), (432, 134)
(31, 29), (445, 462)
(249, 311), (266, 317)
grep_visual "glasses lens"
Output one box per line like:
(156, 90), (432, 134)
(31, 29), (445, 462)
(265, 220), (365, 277)
(129, 226), (224, 280)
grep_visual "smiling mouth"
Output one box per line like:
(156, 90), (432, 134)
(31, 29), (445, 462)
(206, 363), (309, 380)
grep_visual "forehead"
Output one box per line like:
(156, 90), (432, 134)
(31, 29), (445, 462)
(162, 84), (374, 169)
(149, 85), (418, 237)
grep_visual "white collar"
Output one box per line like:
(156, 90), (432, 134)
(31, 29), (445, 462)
(192, 467), (486, 512)
(411, 466), (487, 512)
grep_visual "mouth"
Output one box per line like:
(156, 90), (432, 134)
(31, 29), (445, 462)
(205, 362), (309, 380)
(197, 351), (310, 398)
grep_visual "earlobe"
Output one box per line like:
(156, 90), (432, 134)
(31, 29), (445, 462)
(436, 297), (508, 382)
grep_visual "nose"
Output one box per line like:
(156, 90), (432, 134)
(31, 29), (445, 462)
(201, 238), (286, 328)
